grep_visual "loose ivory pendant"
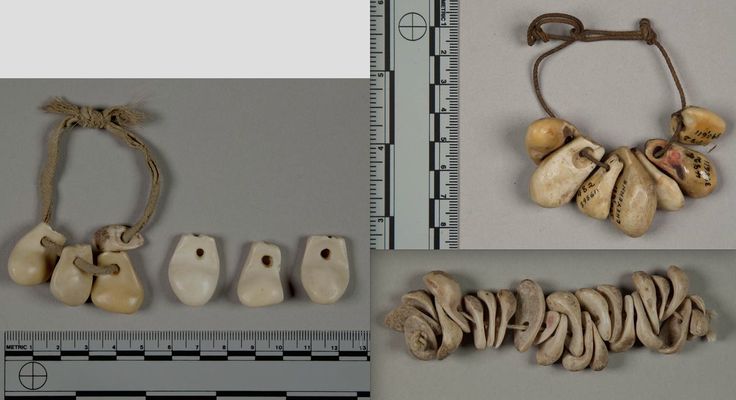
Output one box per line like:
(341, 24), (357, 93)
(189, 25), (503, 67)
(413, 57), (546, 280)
(301, 235), (349, 304)
(609, 148), (657, 237)
(168, 234), (220, 306)
(50, 244), (93, 306)
(576, 154), (624, 220)
(644, 139), (718, 198)
(8, 222), (66, 285)
(525, 118), (580, 164)
(529, 136), (605, 208)
(237, 241), (284, 307)
(91, 252), (144, 314)
(672, 106), (726, 145)
(634, 149), (685, 211)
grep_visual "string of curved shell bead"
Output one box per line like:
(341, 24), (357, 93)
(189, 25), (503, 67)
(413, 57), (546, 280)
(384, 267), (715, 371)
(525, 106), (726, 237)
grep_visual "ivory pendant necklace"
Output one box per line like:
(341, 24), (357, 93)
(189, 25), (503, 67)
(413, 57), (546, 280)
(524, 14), (727, 237)
(7, 98), (162, 314)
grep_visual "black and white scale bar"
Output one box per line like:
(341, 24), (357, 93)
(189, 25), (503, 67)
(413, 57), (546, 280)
(6, 351), (369, 361)
(5, 391), (371, 399)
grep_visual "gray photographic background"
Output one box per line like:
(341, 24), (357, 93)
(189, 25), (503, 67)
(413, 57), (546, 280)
(460, 0), (736, 249)
(0, 79), (369, 331)
(372, 250), (736, 399)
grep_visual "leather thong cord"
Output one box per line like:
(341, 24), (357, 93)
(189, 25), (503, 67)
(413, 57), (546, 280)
(527, 13), (688, 159)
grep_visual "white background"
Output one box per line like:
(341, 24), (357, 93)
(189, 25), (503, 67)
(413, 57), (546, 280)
(0, 0), (368, 78)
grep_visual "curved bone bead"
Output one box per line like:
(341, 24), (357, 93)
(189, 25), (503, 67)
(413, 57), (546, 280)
(402, 290), (438, 320)
(93, 225), (144, 252)
(435, 296), (463, 360)
(477, 290), (497, 348)
(237, 241), (284, 308)
(384, 304), (441, 335)
(651, 275), (671, 320)
(50, 244), (93, 306)
(634, 149), (684, 211)
(535, 311), (561, 345)
(513, 279), (546, 352)
(576, 155), (623, 220)
(546, 291), (584, 357)
(561, 312), (594, 371)
(632, 272), (660, 335)
(609, 294), (636, 353)
(301, 235), (349, 304)
(662, 265), (689, 321)
(464, 295), (486, 350)
(672, 106), (726, 145)
(529, 136), (605, 208)
(494, 289), (516, 348)
(609, 147), (657, 237)
(536, 314), (567, 366)
(91, 252), (144, 314)
(168, 234), (220, 307)
(575, 288), (612, 341)
(590, 323), (609, 371)
(632, 292), (663, 350)
(644, 140), (717, 198)
(525, 118), (580, 164)
(404, 315), (438, 361)
(597, 285), (623, 343)
(659, 298), (692, 354)
(8, 222), (66, 285)
(423, 271), (470, 333)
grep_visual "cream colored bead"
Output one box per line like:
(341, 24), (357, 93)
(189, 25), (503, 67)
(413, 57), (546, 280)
(673, 106), (726, 145)
(609, 147), (657, 237)
(576, 154), (623, 220)
(644, 139), (717, 198)
(237, 241), (284, 307)
(8, 222), (66, 285)
(50, 244), (93, 306)
(168, 234), (220, 307)
(634, 149), (684, 211)
(300, 235), (349, 304)
(529, 136), (605, 208)
(91, 251), (144, 314)
(525, 118), (580, 164)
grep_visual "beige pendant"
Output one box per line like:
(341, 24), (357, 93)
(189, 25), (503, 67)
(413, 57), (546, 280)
(529, 136), (605, 208)
(644, 139), (717, 198)
(93, 224), (144, 252)
(609, 147), (657, 237)
(91, 251), (144, 314)
(576, 154), (623, 220)
(672, 106), (726, 145)
(525, 118), (580, 164)
(50, 244), (93, 306)
(8, 222), (66, 285)
(237, 241), (284, 307)
(300, 235), (349, 304)
(634, 149), (684, 211)
(168, 234), (220, 306)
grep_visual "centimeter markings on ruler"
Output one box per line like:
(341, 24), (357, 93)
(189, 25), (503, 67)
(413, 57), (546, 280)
(3, 330), (370, 398)
(370, 0), (460, 249)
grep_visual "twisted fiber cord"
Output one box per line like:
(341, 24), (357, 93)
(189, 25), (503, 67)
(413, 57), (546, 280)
(39, 97), (161, 245)
(527, 13), (688, 159)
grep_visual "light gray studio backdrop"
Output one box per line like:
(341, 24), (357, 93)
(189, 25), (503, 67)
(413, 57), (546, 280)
(0, 79), (369, 331)
(372, 250), (736, 400)
(460, 0), (736, 249)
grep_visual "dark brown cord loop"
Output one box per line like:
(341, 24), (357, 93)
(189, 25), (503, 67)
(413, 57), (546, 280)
(40, 236), (119, 275)
(528, 13), (687, 122)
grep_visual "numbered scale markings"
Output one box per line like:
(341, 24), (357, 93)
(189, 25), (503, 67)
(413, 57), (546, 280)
(3, 330), (370, 399)
(370, 0), (460, 249)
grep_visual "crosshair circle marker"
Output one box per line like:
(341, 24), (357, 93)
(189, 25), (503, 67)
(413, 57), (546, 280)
(19, 361), (47, 390)
(398, 12), (427, 41)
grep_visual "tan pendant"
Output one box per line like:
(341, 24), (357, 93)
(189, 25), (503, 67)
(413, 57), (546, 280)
(91, 251), (144, 314)
(237, 241), (284, 307)
(529, 136), (605, 208)
(672, 106), (726, 145)
(609, 147), (657, 237)
(8, 222), (66, 285)
(168, 234), (220, 307)
(300, 235), (350, 304)
(634, 149), (684, 211)
(49, 244), (93, 306)
(525, 118), (580, 164)
(575, 154), (623, 220)
(644, 139), (717, 198)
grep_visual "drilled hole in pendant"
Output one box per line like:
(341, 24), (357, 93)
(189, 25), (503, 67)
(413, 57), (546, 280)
(261, 255), (273, 267)
(320, 248), (331, 260)
(196, 248), (204, 258)
(653, 146), (665, 158)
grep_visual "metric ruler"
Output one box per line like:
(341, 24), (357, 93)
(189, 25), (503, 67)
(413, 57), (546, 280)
(370, 0), (460, 249)
(2, 330), (370, 399)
